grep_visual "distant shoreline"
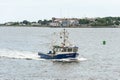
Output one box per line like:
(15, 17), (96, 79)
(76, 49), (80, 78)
(1, 17), (120, 28)
(0, 25), (119, 28)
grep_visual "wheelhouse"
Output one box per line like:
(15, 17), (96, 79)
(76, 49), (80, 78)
(53, 46), (78, 53)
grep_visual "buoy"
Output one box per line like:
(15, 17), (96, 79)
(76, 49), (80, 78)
(103, 41), (106, 45)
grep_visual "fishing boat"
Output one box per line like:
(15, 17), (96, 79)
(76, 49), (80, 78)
(38, 29), (79, 59)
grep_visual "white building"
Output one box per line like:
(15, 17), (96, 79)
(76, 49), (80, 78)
(5, 22), (14, 26)
(50, 17), (79, 27)
(49, 21), (61, 27)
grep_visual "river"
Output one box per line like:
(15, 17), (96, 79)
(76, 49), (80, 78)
(0, 27), (120, 80)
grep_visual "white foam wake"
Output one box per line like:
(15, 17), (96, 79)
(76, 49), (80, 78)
(0, 49), (40, 60)
(0, 49), (87, 62)
(52, 57), (87, 62)
(77, 57), (87, 61)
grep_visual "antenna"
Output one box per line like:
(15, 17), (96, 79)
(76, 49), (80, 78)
(60, 29), (69, 46)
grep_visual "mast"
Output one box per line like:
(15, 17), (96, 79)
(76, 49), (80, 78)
(62, 29), (69, 46)
(63, 29), (66, 46)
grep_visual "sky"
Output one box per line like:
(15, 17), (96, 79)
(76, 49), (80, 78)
(0, 0), (120, 23)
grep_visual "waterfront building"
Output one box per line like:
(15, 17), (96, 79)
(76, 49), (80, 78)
(50, 17), (79, 27)
(5, 22), (14, 26)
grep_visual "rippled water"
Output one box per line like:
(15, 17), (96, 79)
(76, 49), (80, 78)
(0, 27), (120, 80)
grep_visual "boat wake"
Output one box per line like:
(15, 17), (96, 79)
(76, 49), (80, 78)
(0, 49), (40, 60)
(0, 49), (87, 62)
(52, 57), (87, 62)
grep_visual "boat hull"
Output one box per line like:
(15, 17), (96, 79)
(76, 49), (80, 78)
(38, 52), (79, 59)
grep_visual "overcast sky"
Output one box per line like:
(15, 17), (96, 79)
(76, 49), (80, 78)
(0, 0), (120, 23)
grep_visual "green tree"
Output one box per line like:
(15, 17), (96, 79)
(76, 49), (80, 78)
(115, 21), (120, 25)
(23, 20), (30, 25)
(79, 19), (90, 24)
(38, 20), (42, 24)
(12, 22), (19, 26)
(41, 19), (47, 25)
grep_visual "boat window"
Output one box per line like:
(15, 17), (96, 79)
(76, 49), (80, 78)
(57, 48), (59, 52)
(73, 47), (78, 52)
(62, 48), (66, 52)
(54, 48), (63, 52)
(60, 48), (67, 52)
(59, 48), (63, 52)
(54, 48), (57, 52)
(68, 48), (72, 52)
(61, 48), (64, 52)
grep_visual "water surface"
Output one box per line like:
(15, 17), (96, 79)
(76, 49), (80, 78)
(0, 27), (120, 80)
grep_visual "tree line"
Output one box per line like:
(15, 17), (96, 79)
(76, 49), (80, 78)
(79, 17), (120, 26)
(2, 17), (120, 27)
